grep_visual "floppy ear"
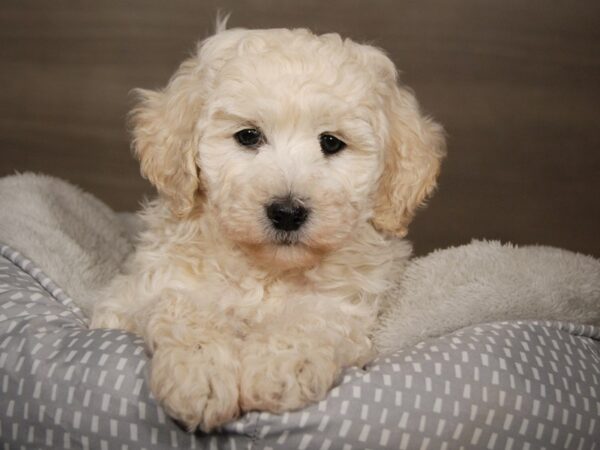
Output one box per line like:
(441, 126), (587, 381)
(371, 83), (446, 237)
(130, 57), (205, 218)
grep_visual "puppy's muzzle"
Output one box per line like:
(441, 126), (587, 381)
(265, 197), (309, 232)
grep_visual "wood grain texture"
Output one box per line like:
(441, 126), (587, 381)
(1, 0), (599, 256)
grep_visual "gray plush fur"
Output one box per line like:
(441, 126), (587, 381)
(375, 240), (600, 353)
(0, 173), (137, 316)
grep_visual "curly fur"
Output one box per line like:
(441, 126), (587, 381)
(91, 22), (445, 431)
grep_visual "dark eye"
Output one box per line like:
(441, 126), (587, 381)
(234, 128), (263, 148)
(319, 133), (346, 156)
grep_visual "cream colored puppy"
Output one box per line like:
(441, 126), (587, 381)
(91, 23), (445, 431)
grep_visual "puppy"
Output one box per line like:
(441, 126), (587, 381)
(91, 22), (445, 432)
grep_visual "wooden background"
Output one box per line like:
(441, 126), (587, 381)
(1, 0), (599, 256)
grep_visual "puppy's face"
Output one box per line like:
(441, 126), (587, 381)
(198, 50), (385, 267)
(132, 28), (445, 268)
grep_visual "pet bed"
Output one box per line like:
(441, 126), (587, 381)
(1, 244), (599, 449)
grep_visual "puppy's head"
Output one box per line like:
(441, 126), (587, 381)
(132, 24), (445, 268)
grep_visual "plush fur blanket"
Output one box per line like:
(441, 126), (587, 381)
(0, 173), (139, 316)
(375, 241), (600, 352)
(1, 173), (599, 352)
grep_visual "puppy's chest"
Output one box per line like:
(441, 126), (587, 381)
(193, 264), (370, 322)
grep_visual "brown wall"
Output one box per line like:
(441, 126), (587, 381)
(1, 0), (599, 256)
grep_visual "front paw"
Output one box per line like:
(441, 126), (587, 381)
(239, 345), (341, 413)
(150, 345), (240, 432)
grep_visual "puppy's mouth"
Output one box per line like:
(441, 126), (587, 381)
(272, 231), (301, 246)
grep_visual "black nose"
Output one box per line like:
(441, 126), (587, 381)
(266, 198), (309, 231)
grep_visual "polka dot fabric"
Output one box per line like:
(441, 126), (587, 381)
(1, 244), (599, 449)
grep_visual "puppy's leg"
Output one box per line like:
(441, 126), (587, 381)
(90, 304), (136, 331)
(239, 320), (373, 413)
(141, 291), (241, 432)
(240, 332), (339, 412)
(90, 274), (139, 332)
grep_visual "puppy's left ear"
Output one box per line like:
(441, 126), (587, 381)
(371, 80), (446, 237)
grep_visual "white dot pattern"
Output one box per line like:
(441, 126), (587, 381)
(1, 244), (600, 449)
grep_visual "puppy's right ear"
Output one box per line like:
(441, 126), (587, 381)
(131, 24), (253, 217)
(130, 58), (205, 218)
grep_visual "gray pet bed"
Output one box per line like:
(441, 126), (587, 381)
(1, 243), (599, 449)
